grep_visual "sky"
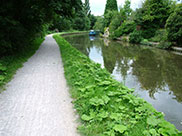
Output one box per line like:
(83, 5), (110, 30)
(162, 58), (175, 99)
(82, 0), (143, 16)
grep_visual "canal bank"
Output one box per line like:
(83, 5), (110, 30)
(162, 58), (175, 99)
(54, 34), (182, 135)
(64, 34), (182, 131)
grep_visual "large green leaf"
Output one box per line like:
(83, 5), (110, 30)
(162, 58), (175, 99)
(147, 116), (161, 126)
(113, 125), (127, 133)
(0, 75), (5, 81)
(81, 114), (93, 121)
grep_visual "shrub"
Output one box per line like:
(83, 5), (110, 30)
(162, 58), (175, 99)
(158, 41), (172, 49)
(129, 30), (143, 44)
(140, 39), (153, 46)
(165, 4), (182, 45)
(114, 21), (136, 38)
(122, 37), (128, 42)
(149, 29), (167, 42)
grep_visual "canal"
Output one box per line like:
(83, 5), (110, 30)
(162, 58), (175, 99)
(64, 34), (182, 130)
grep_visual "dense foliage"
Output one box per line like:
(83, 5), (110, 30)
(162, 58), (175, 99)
(72, 9), (91, 31)
(123, 0), (132, 19)
(0, 0), (82, 56)
(108, 0), (132, 38)
(113, 21), (136, 38)
(84, 0), (91, 16)
(99, 0), (180, 47)
(93, 16), (105, 32)
(53, 35), (181, 136)
(129, 30), (143, 44)
(165, 4), (182, 45)
(89, 14), (97, 29)
(104, 10), (117, 27)
(0, 37), (44, 89)
(133, 0), (175, 39)
(104, 0), (118, 15)
(49, 0), (97, 32)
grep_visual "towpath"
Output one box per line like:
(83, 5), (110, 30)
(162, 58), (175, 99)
(0, 35), (79, 136)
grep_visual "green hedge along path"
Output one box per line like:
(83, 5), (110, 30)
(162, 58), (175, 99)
(53, 34), (182, 136)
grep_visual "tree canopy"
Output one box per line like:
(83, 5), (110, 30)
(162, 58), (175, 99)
(165, 4), (182, 45)
(104, 0), (118, 15)
(84, 0), (91, 16)
(0, 0), (82, 55)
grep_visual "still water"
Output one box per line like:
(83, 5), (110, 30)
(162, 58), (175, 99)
(64, 34), (182, 130)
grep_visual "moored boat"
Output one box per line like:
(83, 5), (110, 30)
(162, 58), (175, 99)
(89, 30), (96, 36)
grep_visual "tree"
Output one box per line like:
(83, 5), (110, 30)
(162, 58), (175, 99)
(89, 14), (97, 29)
(133, 0), (174, 39)
(73, 4), (91, 31)
(93, 16), (105, 32)
(0, 0), (82, 56)
(123, 0), (132, 18)
(104, 10), (116, 27)
(84, 0), (91, 16)
(165, 4), (182, 45)
(49, 15), (73, 32)
(104, 0), (118, 15)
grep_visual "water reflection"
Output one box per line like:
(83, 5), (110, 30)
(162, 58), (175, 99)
(64, 34), (182, 130)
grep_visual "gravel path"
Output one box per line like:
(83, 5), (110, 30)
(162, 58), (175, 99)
(0, 35), (79, 136)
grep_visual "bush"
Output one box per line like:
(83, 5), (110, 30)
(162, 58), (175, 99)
(114, 21), (136, 38)
(158, 41), (172, 49)
(129, 30), (143, 44)
(149, 29), (167, 42)
(165, 4), (182, 45)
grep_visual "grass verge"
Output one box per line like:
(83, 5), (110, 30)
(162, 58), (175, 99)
(0, 37), (44, 91)
(48, 30), (88, 36)
(53, 34), (181, 136)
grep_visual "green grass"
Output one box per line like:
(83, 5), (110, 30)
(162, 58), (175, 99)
(0, 37), (44, 91)
(54, 34), (181, 136)
(47, 30), (89, 35)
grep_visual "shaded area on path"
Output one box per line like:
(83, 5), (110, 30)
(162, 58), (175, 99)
(0, 35), (79, 136)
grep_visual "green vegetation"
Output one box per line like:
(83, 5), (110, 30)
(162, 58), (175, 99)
(113, 21), (136, 38)
(0, 0), (83, 56)
(49, 0), (96, 33)
(53, 34), (181, 136)
(134, 0), (174, 39)
(0, 0), (97, 56)
(129, 30), (143, 44)
(94, 16), (105, 32)
(165, 4), (182, 45)
(0, 0), (95, 90)
(104, 0), (118, 15)
(0, 37), (44, 90)
(149, 29), (167, 42)
(95, 0), (181, 48)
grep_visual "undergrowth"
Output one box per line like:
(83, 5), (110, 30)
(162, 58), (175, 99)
(0, 37), (44, 90)
(53, 34), (182, 136)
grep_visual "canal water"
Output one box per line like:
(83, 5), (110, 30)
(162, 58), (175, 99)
(64, 34), (182, 130)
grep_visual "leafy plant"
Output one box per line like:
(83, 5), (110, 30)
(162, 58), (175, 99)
(129, 30), (143, 44)
(113, 21), (136, 38)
